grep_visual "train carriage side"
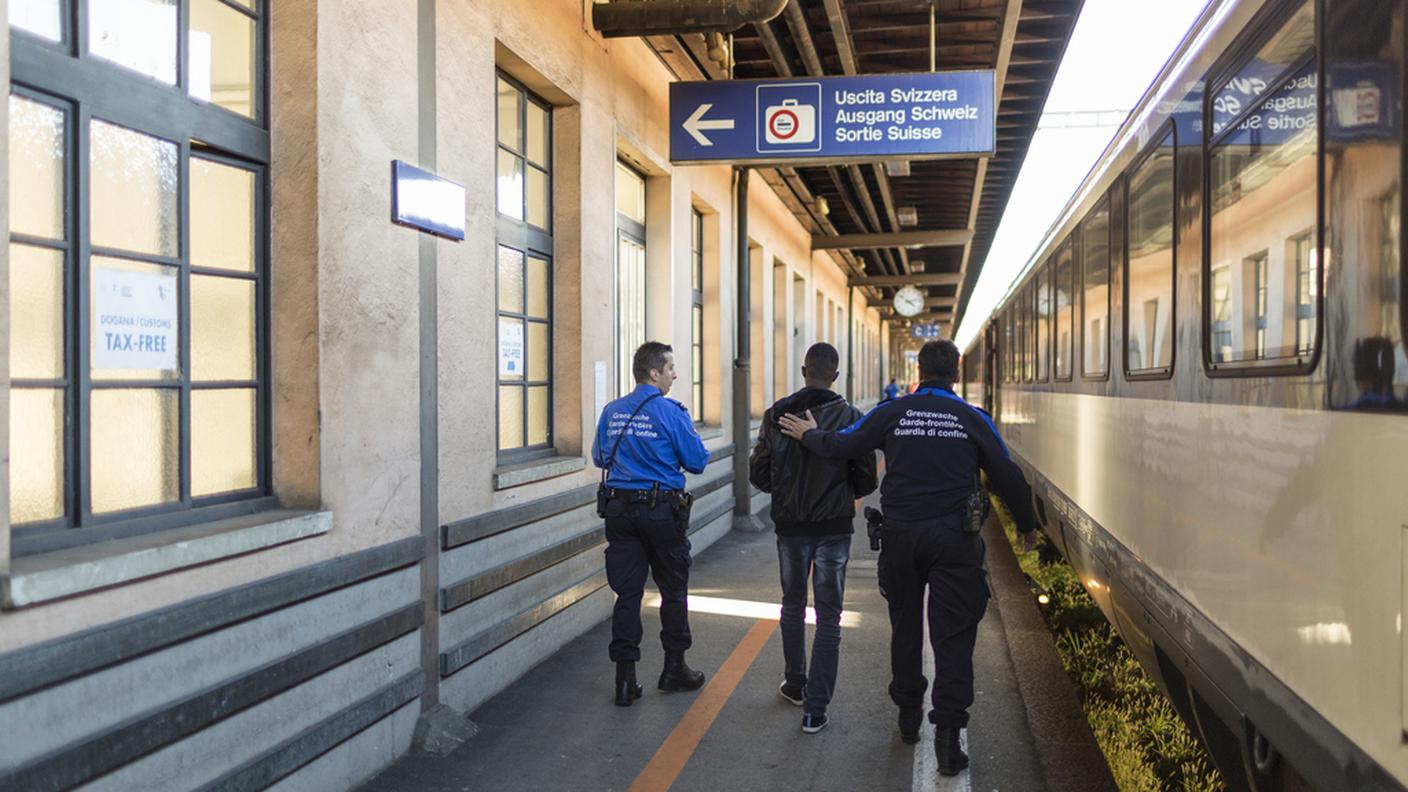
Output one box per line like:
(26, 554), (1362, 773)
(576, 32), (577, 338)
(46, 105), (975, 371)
(979, 0), (1408, 789)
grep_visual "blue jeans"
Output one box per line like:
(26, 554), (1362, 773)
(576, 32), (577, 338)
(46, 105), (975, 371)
(777, 533), (851, 715)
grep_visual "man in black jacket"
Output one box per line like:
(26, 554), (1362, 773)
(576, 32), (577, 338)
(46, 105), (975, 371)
(749, 343), (879, 734)
(778, 339), (1038, 776)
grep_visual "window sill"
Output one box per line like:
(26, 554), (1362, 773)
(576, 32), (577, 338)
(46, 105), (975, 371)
(1, 509), (331, 609)
(493, 454), (587, 490)
(696, 424), (725, 442)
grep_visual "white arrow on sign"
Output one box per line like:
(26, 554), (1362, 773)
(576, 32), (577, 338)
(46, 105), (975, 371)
(683, 103), (735, 146)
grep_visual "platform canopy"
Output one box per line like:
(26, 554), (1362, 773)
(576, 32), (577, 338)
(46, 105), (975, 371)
(642, 0), (1083, 332)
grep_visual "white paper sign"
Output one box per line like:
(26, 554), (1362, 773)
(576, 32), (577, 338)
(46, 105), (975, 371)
(93, 266), (179, 371)
(498, 320), (524, 377)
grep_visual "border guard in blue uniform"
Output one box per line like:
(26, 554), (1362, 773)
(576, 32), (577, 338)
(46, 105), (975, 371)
(592, 341), (711, 706)
(779, 339), (1038, 776)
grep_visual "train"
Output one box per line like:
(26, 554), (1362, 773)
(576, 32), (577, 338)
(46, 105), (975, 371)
(959, 0), (1408, 789)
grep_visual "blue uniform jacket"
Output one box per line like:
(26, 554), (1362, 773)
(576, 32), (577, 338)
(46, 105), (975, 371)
(799, 383), (1037, 533)
(592, 384), (710, 490)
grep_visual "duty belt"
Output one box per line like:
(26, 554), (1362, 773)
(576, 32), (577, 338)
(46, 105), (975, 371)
(607, 487), (683, 503)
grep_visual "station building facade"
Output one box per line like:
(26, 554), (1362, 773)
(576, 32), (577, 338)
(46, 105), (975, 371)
(0, 1), (890, 788)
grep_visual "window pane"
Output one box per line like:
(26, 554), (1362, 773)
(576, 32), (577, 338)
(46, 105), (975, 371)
(1036, 267), (1050, 381)
(90, 256), (180, 380)
(497, 245), (524, 313)
(90, 119), (178, 257)
(615, 162), (645, 224)
(1210, 1), (1314, 136)
(525, 101), (548, 166)
(526, 255), (549, 318)
(89, 0), (177, 84)
(1082, 203), (1111, 377)
(10, 94), (65, 240)
(527, 385), (548, 446)
(1054, 242), (1074, 378)
(91, 388), (178, 513)
(527, 321), (549, 381)
(12, 0), (62, 41)
(1209, 60), (1317, 364)
(498, 385), (523, 450)
(192, 274), (255, 381)
(1127, 136), (1175, 371)
(498, 317), (524, 381)
(691, 211), (703, 291)
(191, 157), (255, 272)
(497, 78), (520, 149)
(526, 165), (549, 230)
(189, 0), (255, 117)
(10, 388), (64, 523)
(496, 150), (524, 220)
(11, 244), (65, 380)
(192, 387), (256, 496)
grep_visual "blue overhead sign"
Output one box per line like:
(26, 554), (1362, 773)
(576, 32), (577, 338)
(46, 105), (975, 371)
(911, 324), (943, 339)
(670, 71), (996, 165)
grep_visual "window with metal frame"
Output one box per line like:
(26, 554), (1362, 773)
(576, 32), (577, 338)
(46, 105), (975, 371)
(1082, 198), (1112, 379)
(1019, 290), (1030, 383)
(1036, 265), (1050, 382)
(616, 161), (647, 397)
(1023, 281), (1035, 382)
(9, 0), (270, 555)
(691, 207), (704, 421)
(1205, 0), (1318, 372)
(1125, 126), (1176, 377)
(1053, 238), (1075, 381)
(495, 72), (553, 455)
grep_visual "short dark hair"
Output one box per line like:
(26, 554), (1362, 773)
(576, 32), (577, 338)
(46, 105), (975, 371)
(633, 341), (673, 383)
(918, 339), (960, 384)
(803, 342), (839, 379)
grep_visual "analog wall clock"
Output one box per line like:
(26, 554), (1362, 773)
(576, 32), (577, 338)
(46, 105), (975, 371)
(893, 285), (925, 317)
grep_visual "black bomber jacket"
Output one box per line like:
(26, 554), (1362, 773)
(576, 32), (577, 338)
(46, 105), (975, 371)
(749, 387), (880, 536)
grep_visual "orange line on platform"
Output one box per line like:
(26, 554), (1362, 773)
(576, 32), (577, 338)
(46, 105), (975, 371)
(627, 619), (776, 792)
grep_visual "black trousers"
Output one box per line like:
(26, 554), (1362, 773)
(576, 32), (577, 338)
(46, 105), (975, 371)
(603, 498), (693, 663)
(877, 516), (988, 728)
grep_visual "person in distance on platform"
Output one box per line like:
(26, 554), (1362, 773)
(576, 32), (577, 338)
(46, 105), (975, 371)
(592, 342), (711, 707)
(777, 339), (1039, 776)
(884, 378), (902, 402)
(748, 343), (879, 735)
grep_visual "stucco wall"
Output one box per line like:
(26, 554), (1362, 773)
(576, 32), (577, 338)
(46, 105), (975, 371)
(0, 0), (886, 651)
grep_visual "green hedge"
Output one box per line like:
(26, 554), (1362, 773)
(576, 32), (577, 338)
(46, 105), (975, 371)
(992, 498), (1224, 792)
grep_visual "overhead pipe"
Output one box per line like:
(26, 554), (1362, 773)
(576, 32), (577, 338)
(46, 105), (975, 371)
(592, 0), (787, 38)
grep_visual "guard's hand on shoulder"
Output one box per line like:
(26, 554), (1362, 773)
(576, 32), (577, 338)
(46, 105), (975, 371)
(777, 410), (817, 440)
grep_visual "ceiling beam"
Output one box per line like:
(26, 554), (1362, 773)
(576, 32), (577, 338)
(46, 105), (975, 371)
(816, 230), (973, 250)
(849, 272), (962, 287)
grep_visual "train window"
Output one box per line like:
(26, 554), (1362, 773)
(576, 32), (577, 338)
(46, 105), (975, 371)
(1054, 239), (1074, 380)
(1036, 262), (1050, 381)
(1030, 280), (1041, 383)
(1002, 308), (1013, 383)
(1205, 0), (1318, 371)
(1020, 282), (1032, 382)
(1125, 125), (1176, 377)
(1081, 198), (1112, 379)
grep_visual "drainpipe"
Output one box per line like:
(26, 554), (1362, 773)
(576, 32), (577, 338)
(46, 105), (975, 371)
(732, 168), (763, 531)
(592, 0), (787, 38)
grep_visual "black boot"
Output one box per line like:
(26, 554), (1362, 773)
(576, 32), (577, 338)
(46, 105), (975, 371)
(935, 727), (969, 776)
(615, 661), (643, 706)
(898, 705), (922, 744)
(657, 651), (706, 692)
